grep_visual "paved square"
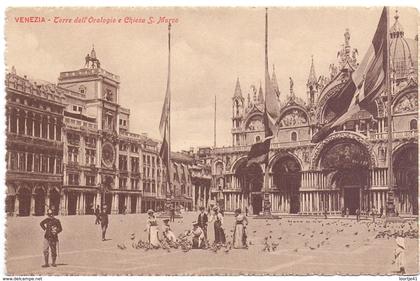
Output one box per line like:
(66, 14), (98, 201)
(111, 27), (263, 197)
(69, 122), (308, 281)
(5, 213), (419, 275)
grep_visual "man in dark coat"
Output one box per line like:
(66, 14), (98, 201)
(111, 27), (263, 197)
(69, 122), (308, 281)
(94, 205), (100, 225)
(197, 206), (208, 240)
(99, 205), (109, 241)
(40, 208), (62, 267)
(170, 204), (175, 222)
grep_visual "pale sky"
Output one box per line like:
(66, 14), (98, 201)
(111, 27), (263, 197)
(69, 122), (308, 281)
(5, 7), (418, 151)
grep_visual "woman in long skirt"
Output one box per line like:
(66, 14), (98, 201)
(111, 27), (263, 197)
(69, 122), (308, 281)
(233, 208), (248, 249)
(211, 206), (226, 245)
(146, 209), (160, 248)
(394, 231), (406, 274)
(207, 205), (216, 245)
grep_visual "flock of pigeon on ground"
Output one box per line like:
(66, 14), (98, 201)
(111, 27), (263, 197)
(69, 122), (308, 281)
(116, 217), (418, 254)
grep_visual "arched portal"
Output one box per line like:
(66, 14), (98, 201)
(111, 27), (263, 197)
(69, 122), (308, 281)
(34, 188), (46, 216)
(319, 139), (370, 214)
(18, 187), (31, 216)
(234, 160), (263, 215)
(272, 155), (301, 214)
(393, 144), (418, 215)
(67, 192), (78, 215)
(49, 189), (60, 216)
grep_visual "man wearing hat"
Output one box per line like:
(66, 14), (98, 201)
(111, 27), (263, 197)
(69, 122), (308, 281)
(99, 205), (109, 241)
(40, 208), (62, 267)
(197, 206), (208, 240)
(190, 221), (205, 249)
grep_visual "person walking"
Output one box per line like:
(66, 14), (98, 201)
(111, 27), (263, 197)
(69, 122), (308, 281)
(99, 205), (109, 241)
(40, 208), (62, 268)
(94, 205), (100, 225)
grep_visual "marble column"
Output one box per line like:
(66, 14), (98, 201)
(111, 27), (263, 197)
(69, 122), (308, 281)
(30, 193), (35, 216)
(14, 196), (19, 216)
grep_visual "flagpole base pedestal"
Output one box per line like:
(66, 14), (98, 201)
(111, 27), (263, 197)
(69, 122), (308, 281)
(253, 193), (280, 219)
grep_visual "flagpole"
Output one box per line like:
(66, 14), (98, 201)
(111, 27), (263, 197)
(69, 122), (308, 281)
(263, 7), (270, 215)
(214, 95), (217, 148)
(385, 7), (395, 216)
(167, 23), (172, 200)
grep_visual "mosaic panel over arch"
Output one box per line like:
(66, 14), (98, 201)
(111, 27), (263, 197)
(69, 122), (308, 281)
(311, 131), (376, 169)
(277, 108), (308, 128)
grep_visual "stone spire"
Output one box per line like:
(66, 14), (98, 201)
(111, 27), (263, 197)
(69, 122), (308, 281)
(233, 77), (243, 98)
(307, 56), (318, 106)
(271, 64), (280, 98)
(258, 81), (264, 104)
(307, 55), (317, 86)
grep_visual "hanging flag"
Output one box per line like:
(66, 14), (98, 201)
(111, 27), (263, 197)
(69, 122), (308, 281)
(159, 23), (172, 187)
(312, 7), (388, 143)
(247, 8), (279, 166)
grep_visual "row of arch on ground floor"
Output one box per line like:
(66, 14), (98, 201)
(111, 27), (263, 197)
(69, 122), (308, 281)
(210, 188), (418, 216)
(5, 189), (192, 217)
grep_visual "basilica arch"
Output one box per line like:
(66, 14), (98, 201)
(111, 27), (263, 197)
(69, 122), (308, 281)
(232, 157), (264, 214)
(270, 153), (302, 214)
(393, 142), (418, 215)
(315, 133), (372, 214)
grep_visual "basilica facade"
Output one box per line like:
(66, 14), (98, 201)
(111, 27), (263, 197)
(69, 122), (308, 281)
(211, 14), (418, 216)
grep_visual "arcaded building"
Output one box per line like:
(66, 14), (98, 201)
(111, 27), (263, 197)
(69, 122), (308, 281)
(211, 14), (418, 216)
(5, 48), (195, 216)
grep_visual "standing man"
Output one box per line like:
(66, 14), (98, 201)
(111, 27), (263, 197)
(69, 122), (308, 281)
(94, 205), (100, 225)
(170, 203), (175, 222)
(40, 208), (62, 268)
(197, 206), (208, 241)
(371, 206), (377, 223)
(100, 205), (109, 241)
(355, 208), (360, 222)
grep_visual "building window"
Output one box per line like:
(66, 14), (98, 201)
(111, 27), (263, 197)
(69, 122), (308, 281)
(48, 157), (55, 173)
(56, 158), (62, 174)
(85, 149), (96, 165)
(291, 131), (298, 142)
(73, 105), (77, 111)
(119, 155), (128, 171)
(68, 146), (78, 163)
(27, 153), (33, 172)
(68, 173), (79, 185)
(410, 119), (417, 130)
(86, 175), (96, 186)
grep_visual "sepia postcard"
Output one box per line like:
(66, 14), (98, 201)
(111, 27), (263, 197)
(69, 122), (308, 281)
(2, 4), (419, 278)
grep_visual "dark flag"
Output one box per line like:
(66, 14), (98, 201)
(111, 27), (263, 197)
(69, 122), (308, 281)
(247, 8), (279, 166)
(159, 23), (172, 186)
(312, 7), (388, 143)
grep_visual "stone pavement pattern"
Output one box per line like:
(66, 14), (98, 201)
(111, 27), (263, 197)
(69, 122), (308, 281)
(5, 213), (419, 275)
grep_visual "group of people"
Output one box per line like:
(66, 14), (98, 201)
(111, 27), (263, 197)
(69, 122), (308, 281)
(39, 204), (407, 274)
(144, 206), (249, 250)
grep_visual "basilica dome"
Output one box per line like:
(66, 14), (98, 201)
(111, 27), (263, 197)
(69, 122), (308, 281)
(389, 12), (417, 81)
